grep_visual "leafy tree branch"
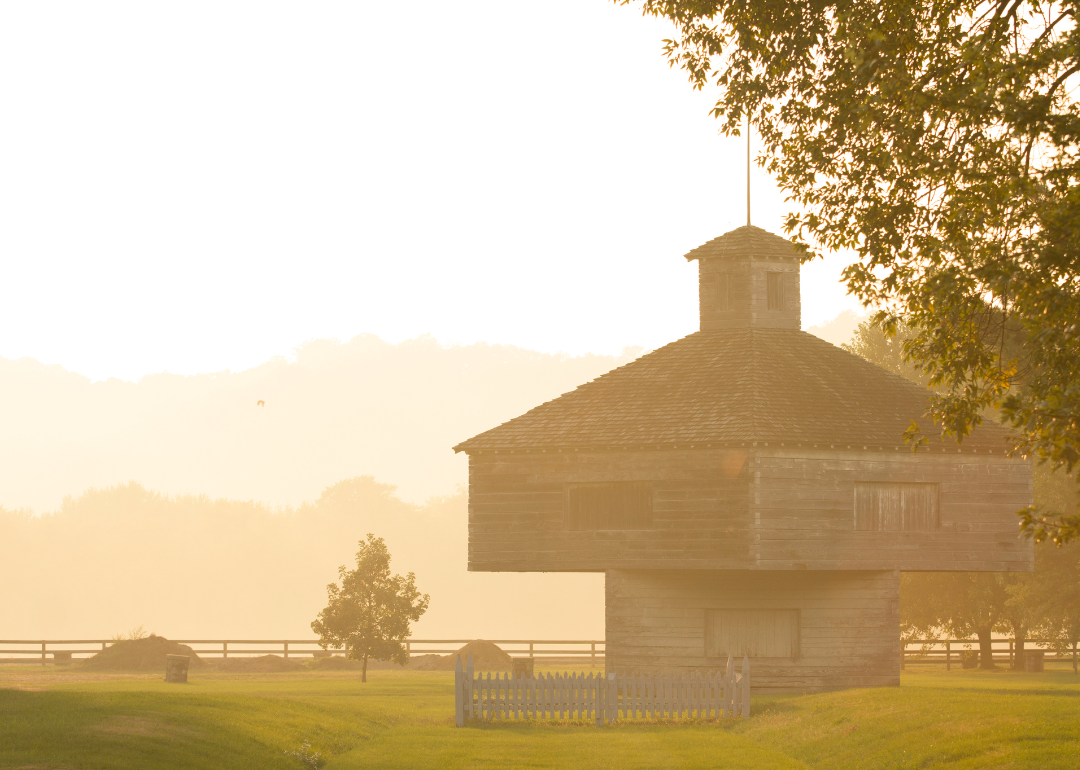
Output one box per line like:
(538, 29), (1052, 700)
(626, 0), (1080, 541)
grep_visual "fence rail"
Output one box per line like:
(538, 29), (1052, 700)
(902, 638), (1079, 672)
(2, 637), (1076, 671)
(0, 639), (606, 666)
(454, 653), (749, 726)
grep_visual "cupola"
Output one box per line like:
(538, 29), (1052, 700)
(684, 225), (802, 331)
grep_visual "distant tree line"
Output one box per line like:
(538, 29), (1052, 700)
(847, 322), (1080, 669)
(0, 476), (439, 640)
(0, 476), (602, 641)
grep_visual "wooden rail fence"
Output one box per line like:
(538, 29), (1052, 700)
(902, 638), (1079, 672)
(454, 653), (750, 726)
(3, 638), (1076, 673)
(0, 639), (605, 666)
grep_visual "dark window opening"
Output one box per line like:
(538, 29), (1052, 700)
(700, 273), (733, 311)
(854, 481), (940, 531)
(700, 273), (718, 310)
(705, 609), (800, 659)
(717, 273), (733, 311)
(568, 482), (653, 530)
(767, 272), (785, 310)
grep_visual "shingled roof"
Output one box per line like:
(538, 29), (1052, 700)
(683, 224), (807, 262)
(453, 329), (1012, 453)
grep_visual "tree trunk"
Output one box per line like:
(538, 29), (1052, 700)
(978, 629), (996, 669)
(1011, 629), (1027, 671)
(362, 653), (368, 683)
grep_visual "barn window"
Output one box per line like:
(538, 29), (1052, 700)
(567, 482), (652, 530)
(701, 273), (733, 311)
(766, 272), (785, 310)
(705, 609), (799, 659)
(854, 482), (940, 531)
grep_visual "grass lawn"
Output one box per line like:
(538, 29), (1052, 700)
(1, 664), (1077, 769)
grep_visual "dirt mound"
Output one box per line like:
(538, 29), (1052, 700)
(81, 635), (204, 671)
(210, 655), (305, 673)
(412, 640), (512, 671)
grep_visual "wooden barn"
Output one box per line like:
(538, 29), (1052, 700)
(453, 225), (1034, 692)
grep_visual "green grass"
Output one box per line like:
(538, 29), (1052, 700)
(1, 665), (1077, 769)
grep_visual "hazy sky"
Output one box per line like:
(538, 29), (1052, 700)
(0, 0), (864, 382)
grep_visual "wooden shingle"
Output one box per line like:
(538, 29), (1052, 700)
(454, 329), (1011, 454)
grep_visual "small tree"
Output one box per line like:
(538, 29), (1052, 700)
(311, 533), (429, 682)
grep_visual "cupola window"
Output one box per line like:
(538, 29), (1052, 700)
(701, 273), (734, 311)
(767, 272), (785, 311)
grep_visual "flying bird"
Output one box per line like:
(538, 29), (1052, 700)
(257, 400), (265, 407)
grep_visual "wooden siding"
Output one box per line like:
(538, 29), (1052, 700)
(698, 257), (801, 331)
(606, 569), (900, 692)
(752, 447), (1033, 572)
(468, 448), (752, 572)
(467, 447), (1032, 573)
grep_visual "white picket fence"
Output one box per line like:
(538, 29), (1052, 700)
(454, 654), (749, 726)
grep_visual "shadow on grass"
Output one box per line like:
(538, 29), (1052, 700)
(922, 686), (1080, 699)
(746, 698), (804, 715)
(0, 687), (298, 770)
(462, 717), (752, 732)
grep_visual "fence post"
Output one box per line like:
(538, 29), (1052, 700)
(466, 653), (474, 722)
(591, 641), (595, 668)
(529, 642), (534, 658)
(41, 641), (46, 667)
(223, 641), (228, 660)
(726, 655), (734, 717)
(284, 641), (289, 659)
(594, 672), (603, 726)
(741, 655), (750, 718)
(946, 640), (951, 671)
(455, 655), (464, 727)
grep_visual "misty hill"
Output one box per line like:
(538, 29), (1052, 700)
(0, 477), (604, 640)
(0, 335), (639, 512)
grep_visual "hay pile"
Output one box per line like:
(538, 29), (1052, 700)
(412, 640), (512, 671)
(82, 635), (204, 671)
